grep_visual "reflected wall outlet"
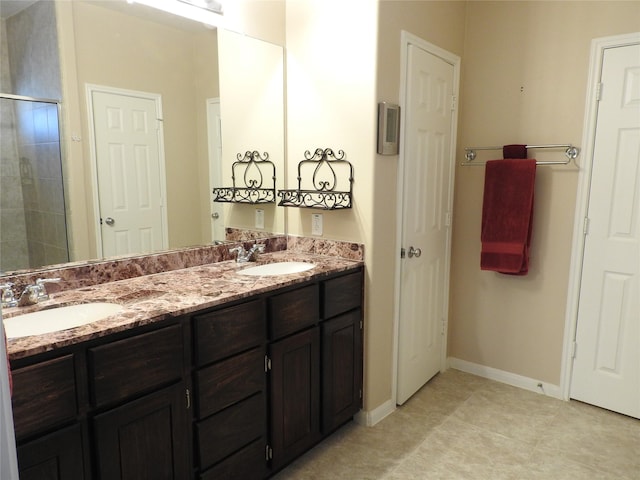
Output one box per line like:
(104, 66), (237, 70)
(311, 213), (323, 236)
(255, 208), (264, 229)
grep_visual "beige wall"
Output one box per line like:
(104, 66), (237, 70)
(449, 1), (640, 385)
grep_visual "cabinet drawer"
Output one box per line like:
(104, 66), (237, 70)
(194, 299), (266, 366)
(12, 354), (77, 440)
(268, 284), (319, 339)
(322, 270), (363, 319)
(196, 347), (265, 419)
(196, 393), (266, 470)
(199, 438), (267, 480)
(88, 324), (184, 408)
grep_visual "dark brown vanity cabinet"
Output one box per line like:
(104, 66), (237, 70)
(88, 324), (190, 480)
(11, 321), (190, 480)
(267, 269), (364, 473)
(320, 272), (364, 434)
(192, 267), (364, 478)
(192, 299), (269, 480)
(11, 265), (364, 480)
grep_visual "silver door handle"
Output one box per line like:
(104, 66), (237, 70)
(104, 217), (115, 226)
(211, 212), (219, 219)
(407, 246), (422, 258)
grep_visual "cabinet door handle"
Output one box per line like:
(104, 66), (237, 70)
(265, 445), (273, 461)
(186, 388), (191, 409)
(264, 355), (272, 372)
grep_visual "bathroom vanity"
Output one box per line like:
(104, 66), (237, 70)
(6, 252), (363, 479)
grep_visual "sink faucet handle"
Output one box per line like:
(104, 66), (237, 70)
(35, 277), (61, 300)
(0, 283), (17, 308)
(247, 243), (266, 262)
(229, 246), (248, 263)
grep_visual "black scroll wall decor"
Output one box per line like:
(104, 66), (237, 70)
(278, 148), (354, 210)
(212, 150), (276, 204)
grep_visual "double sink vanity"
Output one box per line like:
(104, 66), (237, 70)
(3, 241), (364, 480)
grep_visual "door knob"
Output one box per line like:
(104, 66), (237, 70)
(407, 246), (422, 258)
(104, 217), (115, 226)
(211, 212), (219, 219)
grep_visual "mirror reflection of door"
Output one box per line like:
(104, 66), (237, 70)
(206, 98), (225, 242)
(88, 86), (168, 258)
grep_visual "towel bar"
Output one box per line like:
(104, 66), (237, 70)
(462, 144), (580, 166)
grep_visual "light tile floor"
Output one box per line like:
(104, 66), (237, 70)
(273, 369), (640, 480)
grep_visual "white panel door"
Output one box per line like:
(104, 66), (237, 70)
(92, 91), (166, 257)
(570, 43), (640, 418)
(397, 44), (455, 405)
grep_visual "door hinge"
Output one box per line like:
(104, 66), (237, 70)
(583, 216), (590, 235)
(445, 212), (452, 227)
(400, 247), (406, 259)
(596, 82), (603, 101)
(451, 95), (457, 111)
(571, 341), (577, 359)
(265, 445), (273, 461)
(264, 355), (272, 372)
(186, 388), (191, 409)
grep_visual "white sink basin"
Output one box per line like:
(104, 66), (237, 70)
(3, 302), (123, 339)
(238, 261), (315, 276)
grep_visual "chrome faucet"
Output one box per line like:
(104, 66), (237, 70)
(230, 244), (266, 263)
(0, 283), (17, 308)
(17, 278), (61, 307)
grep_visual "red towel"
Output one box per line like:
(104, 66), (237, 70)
(503, 144), (527, 159)
(481, 158), (537, 275)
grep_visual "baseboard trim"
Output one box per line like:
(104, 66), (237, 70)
(354, 399), (396, 427)
(447, 357), (563, 399)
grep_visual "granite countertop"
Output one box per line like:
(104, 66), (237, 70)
(5, 252), (363, 361)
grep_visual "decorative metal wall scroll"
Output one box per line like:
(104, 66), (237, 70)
(278, 148), (354, 210)
(212, 151), (276, 204)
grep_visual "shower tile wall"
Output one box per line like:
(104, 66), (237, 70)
(15, 100), (68, 269)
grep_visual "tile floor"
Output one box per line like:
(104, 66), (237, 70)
(273, 369), (640, 480)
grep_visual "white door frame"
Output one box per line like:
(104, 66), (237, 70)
(85, 84), (169, 257)
(560, 32), (640, 400)
(206, 97), (223, 242)
(392, 31), (461, 406)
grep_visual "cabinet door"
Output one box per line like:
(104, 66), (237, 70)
(269, 327), (321, 470)
(93, 382), (190, 480)
(17, 424), (86, 480)
(322, 309), (363, 433)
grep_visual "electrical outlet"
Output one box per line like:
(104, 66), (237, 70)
(255, 209), (264, 229)
(311, 213), (323, 236)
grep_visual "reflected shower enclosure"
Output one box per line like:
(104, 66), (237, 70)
(0, 95), (69, 271)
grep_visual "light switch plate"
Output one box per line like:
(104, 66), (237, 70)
(255, 209), (264, 229)
(311, 213), (323, 236)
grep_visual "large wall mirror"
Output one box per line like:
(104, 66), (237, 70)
(0, 0), (285, 274)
